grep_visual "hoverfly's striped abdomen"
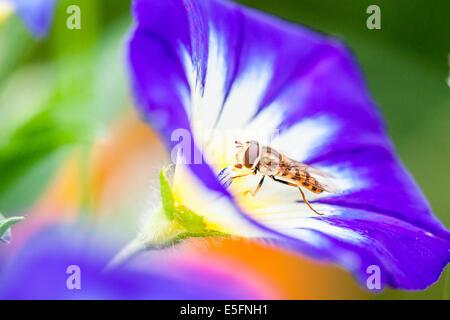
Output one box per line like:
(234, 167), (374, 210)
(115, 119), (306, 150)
(256, 145), (328, 194)
(278, 159), (324, 194)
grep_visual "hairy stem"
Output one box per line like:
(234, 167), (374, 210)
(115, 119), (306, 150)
(104, 238), (146, 272)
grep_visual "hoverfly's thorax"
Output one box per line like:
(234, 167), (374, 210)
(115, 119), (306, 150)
(258, 146), (281, 175)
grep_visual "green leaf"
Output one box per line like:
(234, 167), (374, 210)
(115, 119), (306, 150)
(159, 170), (175, 220)
(0, 213), (24, 243)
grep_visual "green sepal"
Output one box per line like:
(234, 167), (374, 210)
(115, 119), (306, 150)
(159, 169), (206, 232)
(157, 169), (231, 237)
(173, 205), (205, 233)
(159, 169), (175, 220)
(170, 230), (231, 245)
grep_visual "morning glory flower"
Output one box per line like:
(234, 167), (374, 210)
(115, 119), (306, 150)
(0, 225), (261, 299)
(127, 0), (450, 290)
(3, 0), (57, 38)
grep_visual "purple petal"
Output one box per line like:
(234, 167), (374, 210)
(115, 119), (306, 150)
(127, 0), (450, 290)
(11, 0), (57, 38)
(0, 225), (260, 299)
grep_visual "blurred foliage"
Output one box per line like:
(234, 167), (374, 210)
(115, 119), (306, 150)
(0, 0), (131, 214)
(238, 0), (450, 300)
(0, 0), (448, 299)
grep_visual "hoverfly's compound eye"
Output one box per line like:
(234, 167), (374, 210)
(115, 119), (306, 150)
(244, 141), (260, 169)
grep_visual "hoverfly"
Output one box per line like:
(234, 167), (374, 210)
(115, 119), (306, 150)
(228, 140), (339, 216)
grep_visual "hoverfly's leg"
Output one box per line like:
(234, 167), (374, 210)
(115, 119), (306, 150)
(269, 176), (324, 216)
(296, 185), (324, 216)
(230, 170), (256, 180)
(244, 176), (265, 197)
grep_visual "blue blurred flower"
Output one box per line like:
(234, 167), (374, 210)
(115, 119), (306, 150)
(0, 225), (260, 299)
(9, 0), (57, 38)
(0, 226), (264, 299)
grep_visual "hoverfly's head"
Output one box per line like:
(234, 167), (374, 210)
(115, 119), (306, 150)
(234, 140), (260, 170)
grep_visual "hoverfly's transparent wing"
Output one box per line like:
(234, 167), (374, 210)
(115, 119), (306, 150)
(295, 162), (342, 194)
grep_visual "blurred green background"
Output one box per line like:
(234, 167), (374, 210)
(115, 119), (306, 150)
(0, 0), (448, 299)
